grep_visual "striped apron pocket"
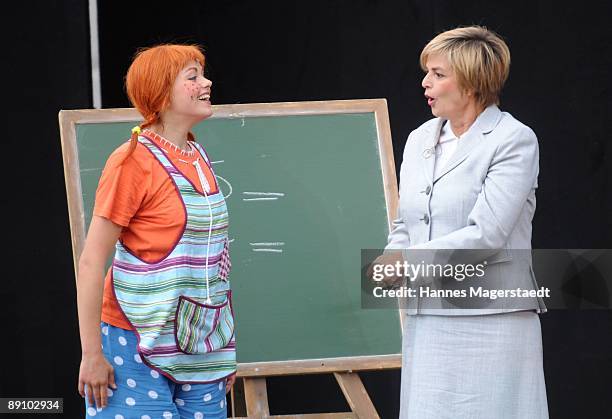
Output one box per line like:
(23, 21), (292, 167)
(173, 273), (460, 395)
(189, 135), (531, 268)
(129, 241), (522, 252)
(174, 292), (234, 354)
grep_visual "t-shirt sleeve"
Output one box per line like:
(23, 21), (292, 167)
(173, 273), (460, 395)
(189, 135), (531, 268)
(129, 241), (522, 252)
(93, 144), (149, 227)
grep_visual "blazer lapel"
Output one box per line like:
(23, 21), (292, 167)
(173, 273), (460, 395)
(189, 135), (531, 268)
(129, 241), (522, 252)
(420, 118), (445, 185)
(432, 105), (502, 184)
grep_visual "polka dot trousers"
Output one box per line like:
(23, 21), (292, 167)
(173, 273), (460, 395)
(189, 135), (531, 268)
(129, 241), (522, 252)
(85, 322), (228, 418)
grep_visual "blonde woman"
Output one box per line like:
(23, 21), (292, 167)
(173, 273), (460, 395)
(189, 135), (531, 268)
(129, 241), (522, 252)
(383, 26), (549, 418)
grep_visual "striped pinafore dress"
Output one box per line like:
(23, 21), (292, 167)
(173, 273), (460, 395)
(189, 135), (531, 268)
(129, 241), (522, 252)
(111, 134), (236, 383)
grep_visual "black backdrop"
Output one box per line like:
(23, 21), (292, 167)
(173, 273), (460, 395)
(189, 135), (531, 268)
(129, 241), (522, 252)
(2, 1), (611, 418)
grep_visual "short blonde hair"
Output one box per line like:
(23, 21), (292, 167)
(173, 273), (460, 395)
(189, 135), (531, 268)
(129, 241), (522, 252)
(420, 26), (511, 108)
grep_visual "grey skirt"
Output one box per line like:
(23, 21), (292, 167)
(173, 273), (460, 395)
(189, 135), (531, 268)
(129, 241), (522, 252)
(400, 311), (549, 419)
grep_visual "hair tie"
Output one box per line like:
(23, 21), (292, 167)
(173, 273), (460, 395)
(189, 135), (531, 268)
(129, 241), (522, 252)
(131, 126), (141, 135)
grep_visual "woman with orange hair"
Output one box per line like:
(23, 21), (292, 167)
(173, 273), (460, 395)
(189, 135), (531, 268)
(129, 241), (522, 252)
(76, 44), (236, 418)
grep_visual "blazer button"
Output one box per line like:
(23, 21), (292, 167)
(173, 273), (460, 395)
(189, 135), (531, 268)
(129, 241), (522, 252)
(420, 214), (430, 224)
(425, 185), (431, 195)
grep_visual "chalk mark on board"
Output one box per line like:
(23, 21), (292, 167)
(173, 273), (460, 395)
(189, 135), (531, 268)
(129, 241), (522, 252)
(242, 192), (285, 201)
(211, 160), (224, 164)
(250, 241), (284, 254)
(215, 175), (233, 199)
(243, 192), (285, 196)
(80, 167), (103, 173)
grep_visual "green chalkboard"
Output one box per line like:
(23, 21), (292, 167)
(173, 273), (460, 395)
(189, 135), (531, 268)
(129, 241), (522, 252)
(59, 100), (401, 373)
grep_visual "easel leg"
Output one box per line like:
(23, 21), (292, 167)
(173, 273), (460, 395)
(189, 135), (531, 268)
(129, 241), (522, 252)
(243, 377), (271, 418)
(333, 372), (380, 419)
(230, 377), (247, 418)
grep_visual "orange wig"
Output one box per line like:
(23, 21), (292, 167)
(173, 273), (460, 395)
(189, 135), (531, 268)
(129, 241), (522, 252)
(123, 44), (205, 158)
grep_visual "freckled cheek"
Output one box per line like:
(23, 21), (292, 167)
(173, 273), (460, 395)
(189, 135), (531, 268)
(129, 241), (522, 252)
(183, 82), (198, 98)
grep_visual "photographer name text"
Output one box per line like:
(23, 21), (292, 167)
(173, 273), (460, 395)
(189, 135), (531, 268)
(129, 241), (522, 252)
(373, 286), (551, 300)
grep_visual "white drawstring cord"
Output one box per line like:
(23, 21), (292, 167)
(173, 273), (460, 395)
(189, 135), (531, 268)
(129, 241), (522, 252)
(193, 158), (214, 304)
(193, 158), (211, 194)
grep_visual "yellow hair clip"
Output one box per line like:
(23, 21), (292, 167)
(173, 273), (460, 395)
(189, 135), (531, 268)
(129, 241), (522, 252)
(131, 126), (141, 135)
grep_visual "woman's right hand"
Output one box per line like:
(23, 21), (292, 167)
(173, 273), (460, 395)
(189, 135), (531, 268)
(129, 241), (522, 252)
(78, 352), (117, 409)
(367, 250), (405, 287)
(76, 216), (123, 409)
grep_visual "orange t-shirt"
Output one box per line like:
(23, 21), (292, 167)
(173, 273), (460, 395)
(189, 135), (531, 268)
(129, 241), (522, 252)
(94, 131), (219, 330)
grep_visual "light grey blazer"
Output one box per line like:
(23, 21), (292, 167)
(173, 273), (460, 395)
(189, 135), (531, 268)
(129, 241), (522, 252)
(386, 105), (547, 315)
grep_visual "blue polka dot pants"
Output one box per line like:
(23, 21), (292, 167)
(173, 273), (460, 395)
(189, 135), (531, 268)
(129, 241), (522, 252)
(84, 322), (228, 419)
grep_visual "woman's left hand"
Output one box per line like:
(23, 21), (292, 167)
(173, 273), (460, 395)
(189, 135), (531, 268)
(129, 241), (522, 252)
(226, 374), (236, 394)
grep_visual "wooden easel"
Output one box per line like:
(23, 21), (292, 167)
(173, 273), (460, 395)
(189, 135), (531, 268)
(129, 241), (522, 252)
(58, 103), (403, 417)
(228, 354), (400, 418)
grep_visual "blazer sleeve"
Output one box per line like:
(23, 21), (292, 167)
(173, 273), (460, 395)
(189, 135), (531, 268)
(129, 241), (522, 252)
(386, 209), (411, 249)
(385, 132), (414, 250)
(409, 125), (539, 252)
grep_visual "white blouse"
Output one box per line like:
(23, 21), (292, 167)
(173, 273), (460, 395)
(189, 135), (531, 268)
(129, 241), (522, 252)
(433, 121), (460, 180)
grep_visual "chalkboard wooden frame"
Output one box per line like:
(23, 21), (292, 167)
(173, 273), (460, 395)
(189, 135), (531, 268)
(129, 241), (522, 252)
(58, 99), (401, 377)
